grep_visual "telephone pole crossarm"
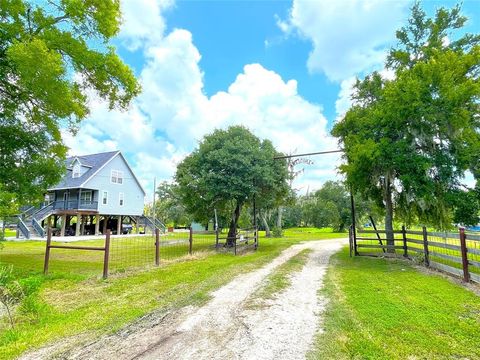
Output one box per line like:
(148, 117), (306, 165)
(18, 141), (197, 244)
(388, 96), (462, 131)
(273, 149), (343, 160)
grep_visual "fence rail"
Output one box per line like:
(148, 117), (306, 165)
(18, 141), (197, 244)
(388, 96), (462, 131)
(43, 227), (257, 278)
(351, 225), (480, 284)
(215, 228), (258, 255)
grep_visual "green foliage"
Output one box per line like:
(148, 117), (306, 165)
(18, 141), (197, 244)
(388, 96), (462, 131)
(0, 234), (341, 359)
(153, 182), (191, 227)
(283, 181), (376, 231)
(282, 203), (303, 228)
(332, 3), (480, 231)
(450, 189), (480, 226)
(0, 1), (140, 212)
(0, 265), (25, 328)
(175, 126), (289, 238)
(272, 226), (283, 238)
(310, 248), (480, 359)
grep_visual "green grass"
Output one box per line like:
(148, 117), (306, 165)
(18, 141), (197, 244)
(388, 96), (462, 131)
(2, 230), (16, 238)
(0, 228), (341, 359)
(249, 249), (311, 304)
(282, 227), (346, 241)
(309, 248), (480, 360)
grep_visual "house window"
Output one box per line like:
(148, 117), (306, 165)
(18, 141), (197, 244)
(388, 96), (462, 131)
(72, 164), (81, 178)
(80, 191), (92, 204)
(102, 191), (108, 205)
(111, 170), (123, 184)
(119, 192), (124, 206)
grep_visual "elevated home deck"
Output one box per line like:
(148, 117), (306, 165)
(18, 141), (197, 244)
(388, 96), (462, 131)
(50, 200), (99, 213)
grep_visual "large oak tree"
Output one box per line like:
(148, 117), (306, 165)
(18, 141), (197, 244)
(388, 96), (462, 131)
(175, 126), (289, 245)
(332, 3), (480, 248)
(0, 0), (140, 215)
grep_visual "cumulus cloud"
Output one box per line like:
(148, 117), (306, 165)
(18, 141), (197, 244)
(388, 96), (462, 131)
(278, 0), (408, 81)
(118, 0), (174, 50)
(335, 77), (357, 121)
(65, 0), (342, 195)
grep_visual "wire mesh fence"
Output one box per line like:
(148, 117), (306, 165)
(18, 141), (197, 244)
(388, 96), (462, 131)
(216, 228), (258, 255)
(160, 230), (217, 261)
(109, 235), (156, 271)
(43, 229), (219, 277)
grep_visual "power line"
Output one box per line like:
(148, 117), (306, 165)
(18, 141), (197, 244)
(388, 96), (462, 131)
(273, 149), (343, 160)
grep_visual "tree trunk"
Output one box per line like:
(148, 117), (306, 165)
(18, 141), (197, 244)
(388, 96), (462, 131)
(227, 202), (241, 247)
(276, 206), (283, 229)
(384, 175), (395, 253)
(261, 211), (271, 237)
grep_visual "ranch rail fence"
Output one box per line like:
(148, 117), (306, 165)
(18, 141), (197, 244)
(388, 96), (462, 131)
(349, 225), (480, 284)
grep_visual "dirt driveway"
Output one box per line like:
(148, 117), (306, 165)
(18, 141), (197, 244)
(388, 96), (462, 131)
(22, 239), (346, 360)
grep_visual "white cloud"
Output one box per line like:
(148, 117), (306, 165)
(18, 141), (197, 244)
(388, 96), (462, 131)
(65, 0), (342, 195)
(279, 0), (408, 81)
(118, 0), (174, 50)
(335, 77), (356, 121)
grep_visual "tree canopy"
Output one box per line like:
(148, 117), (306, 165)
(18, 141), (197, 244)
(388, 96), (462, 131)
(282, 181), (374, 231)
(0, 0), (140, 215)
(332, 2), (480, 242)
(175, 126), (289, 244)
(153, 181), (191, 227)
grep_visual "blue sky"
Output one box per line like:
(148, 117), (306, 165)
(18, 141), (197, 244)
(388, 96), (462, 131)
(64, 0), (480, 198)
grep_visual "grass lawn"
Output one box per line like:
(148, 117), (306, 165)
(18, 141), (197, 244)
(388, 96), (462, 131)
(309, 248), (480, 360)
(2, 229), (16, 238)
(0, 228), (343, 359)
(282, 227), (347, 241)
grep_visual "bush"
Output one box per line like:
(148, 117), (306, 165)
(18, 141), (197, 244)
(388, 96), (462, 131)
(18, 294), (48, 323)
(272, 226), (283, 238)
(0, 265), (24, 328)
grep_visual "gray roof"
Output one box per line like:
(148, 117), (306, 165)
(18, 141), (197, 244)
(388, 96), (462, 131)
(48, 151), (120, 190)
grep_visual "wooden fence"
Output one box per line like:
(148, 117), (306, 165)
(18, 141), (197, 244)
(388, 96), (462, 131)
(43, 228), (217, 279)
(349, 226), (480, 284)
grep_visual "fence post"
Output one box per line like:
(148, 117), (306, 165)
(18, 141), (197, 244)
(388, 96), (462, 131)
(348, 226), (353, 257)
(422, 226), (429, 267)
(155, 228), (160, 266)
(103, 230), (111, 279)
(189, 227), (193, 255)
(402, 225), (408, 258)
(459, 227), (470, 282)
(43, 227), (52, 275)
(353, 225), (358, 256)
(215, 228), (219, 249)
(234, 235), (237, 256)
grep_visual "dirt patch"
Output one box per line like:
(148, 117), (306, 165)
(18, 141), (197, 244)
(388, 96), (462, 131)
(20, 239), (346, 360)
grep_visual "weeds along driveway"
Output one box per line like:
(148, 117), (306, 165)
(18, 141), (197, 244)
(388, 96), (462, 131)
(22, 238), (346, 360)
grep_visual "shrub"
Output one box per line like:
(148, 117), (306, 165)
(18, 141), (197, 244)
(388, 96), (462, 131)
(272, 226), (284, 238)
(0, 265), (24, 328)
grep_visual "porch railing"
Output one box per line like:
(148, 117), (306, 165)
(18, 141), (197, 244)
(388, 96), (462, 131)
(142, 216), (166, 232)
(52, 200), (98, 211)
(32, 202), (54, 222)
